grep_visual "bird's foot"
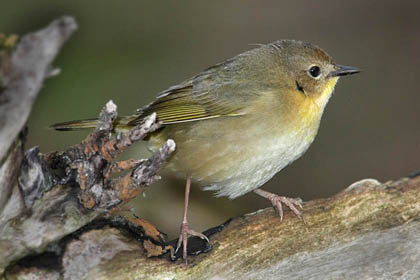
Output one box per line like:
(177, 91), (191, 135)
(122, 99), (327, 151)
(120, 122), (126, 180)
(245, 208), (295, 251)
(175, 222), (209, 263)
(254, 189), (305, 223)
(269, 194), (305, 222)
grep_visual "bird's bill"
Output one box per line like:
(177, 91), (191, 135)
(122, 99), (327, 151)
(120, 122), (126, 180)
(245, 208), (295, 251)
(329, 65), (360, 77)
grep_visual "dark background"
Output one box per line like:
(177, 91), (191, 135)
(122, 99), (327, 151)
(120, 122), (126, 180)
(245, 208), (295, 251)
(2, 1), (419, 237)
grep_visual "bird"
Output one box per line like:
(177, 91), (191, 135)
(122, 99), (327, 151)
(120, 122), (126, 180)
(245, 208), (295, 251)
(51, 39), (360, 262)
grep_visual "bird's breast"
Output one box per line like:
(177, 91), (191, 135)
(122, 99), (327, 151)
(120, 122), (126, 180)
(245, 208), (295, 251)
(150, 93), (322, 198)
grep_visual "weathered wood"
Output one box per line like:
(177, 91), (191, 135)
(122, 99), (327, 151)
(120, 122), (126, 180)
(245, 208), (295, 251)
(9, 176), (419, 280)
(0, 16), (78, 275)
(0, 17), (77, 163)
(0, 18), (174, 276)
(0, 104), (173, 274)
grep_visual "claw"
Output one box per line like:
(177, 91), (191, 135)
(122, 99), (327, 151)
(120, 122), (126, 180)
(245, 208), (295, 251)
(254, 189), (305, 223)
(175, 222), (209, 263)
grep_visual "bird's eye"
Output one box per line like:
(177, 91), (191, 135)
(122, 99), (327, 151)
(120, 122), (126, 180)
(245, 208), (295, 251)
(308, 66), (321, 78)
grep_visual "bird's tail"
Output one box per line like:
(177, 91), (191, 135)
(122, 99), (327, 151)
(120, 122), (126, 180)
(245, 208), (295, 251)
(50, 115), (142, 132)
(50, 115), (138, 131)
(50, 119), (99, 131)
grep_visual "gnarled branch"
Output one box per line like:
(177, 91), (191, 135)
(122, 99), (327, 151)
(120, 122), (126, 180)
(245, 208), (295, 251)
(0, 18), (175, 276)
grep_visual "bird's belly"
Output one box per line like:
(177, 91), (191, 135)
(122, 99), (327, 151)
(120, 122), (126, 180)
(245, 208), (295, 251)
(203, 127), (316, 198)
(151, 115), (318, 199)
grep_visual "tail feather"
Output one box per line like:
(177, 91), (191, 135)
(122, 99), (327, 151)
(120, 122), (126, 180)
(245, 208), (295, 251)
(50, 116), (137, 131)
(50, 119), (98, 131)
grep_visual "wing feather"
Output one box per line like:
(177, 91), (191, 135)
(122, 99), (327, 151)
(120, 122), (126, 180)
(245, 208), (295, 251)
(130, 71), (248, 125)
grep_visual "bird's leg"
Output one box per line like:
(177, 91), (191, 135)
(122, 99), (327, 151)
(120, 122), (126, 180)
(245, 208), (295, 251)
(175, 176), (209, 263)
(253, 188), (305, 223)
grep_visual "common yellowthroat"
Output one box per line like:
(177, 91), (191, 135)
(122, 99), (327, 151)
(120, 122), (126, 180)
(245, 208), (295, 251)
(52, 40), (360, 261)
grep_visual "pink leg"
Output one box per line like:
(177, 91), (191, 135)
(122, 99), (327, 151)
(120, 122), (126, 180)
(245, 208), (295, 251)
(175, 176), (209, 263)
(254, 188), (305, 223)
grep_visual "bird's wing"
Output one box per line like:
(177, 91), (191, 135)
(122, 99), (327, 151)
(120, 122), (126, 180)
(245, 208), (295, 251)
(129, 60), (256, 126)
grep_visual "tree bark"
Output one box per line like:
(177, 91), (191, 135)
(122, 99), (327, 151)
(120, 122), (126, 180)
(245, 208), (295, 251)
(0, 17), (419, 280)
(4, 176), (420, 280)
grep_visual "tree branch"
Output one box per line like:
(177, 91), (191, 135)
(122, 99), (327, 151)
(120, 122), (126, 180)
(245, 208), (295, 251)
(0, 16), (77, 164)
(4, 175), (419, 279)
(0, 18), (175, 276)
